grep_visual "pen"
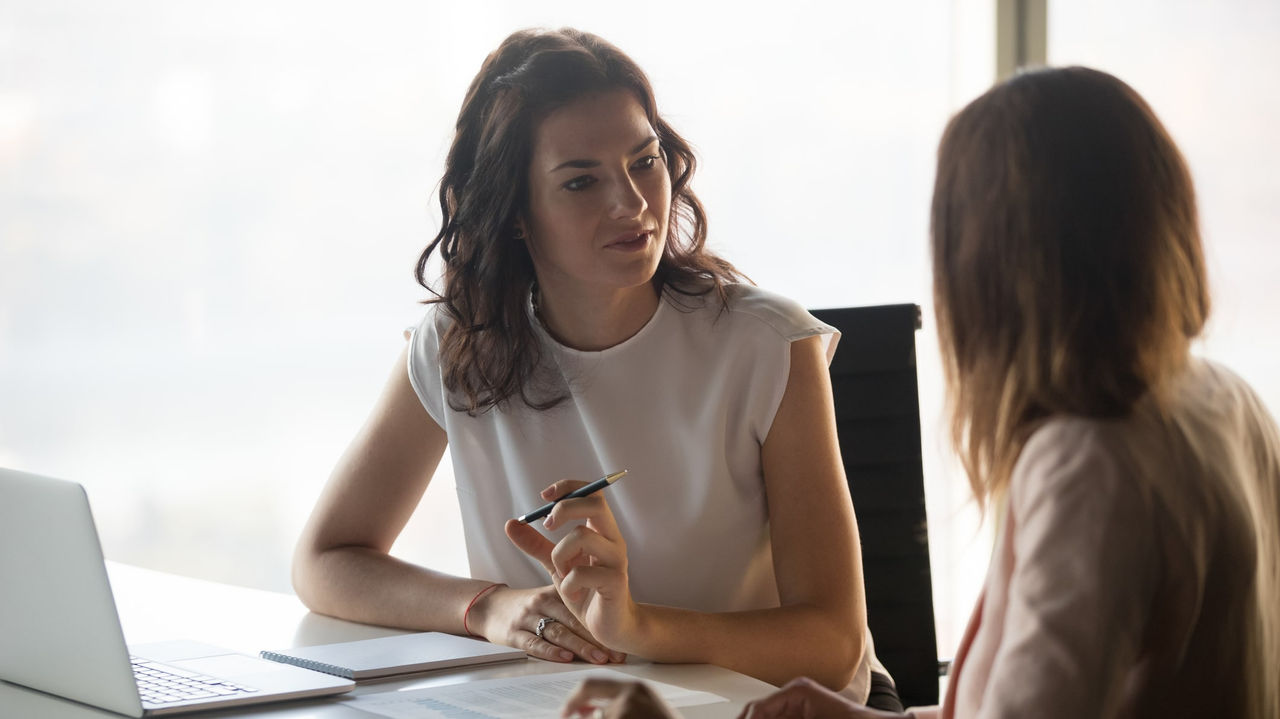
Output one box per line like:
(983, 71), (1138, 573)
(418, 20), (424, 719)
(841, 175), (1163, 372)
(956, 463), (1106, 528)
(516, 470), (628, 524)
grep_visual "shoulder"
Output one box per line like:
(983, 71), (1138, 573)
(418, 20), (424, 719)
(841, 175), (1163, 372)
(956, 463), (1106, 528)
(682, 282), (835, 344)
(407, 301), (454, 394)
(1166, 358), (1280, 501)
(1014, 360), (1278, 522)
(412, 300), (455, 334)
(1020, 416), (1122, 462)
(1017, 416), (1129, 482)
(407, 300), (457, 353)
(1012, 416), (1144, 515)
(1184, 358), (1278, 431)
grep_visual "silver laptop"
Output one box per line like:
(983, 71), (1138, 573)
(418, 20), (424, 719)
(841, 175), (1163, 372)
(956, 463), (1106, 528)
(0, 467), (355, 716)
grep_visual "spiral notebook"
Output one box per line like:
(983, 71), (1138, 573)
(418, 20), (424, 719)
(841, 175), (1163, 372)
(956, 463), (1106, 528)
(260, 632), (526, 680)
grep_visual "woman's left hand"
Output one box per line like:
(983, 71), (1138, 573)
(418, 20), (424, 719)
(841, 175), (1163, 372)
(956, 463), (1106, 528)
(560, 678), (679, 719)
(506, 479), (642, 652)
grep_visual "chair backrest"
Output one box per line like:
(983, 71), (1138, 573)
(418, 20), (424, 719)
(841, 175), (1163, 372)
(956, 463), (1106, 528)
(810, 304), (939, 708)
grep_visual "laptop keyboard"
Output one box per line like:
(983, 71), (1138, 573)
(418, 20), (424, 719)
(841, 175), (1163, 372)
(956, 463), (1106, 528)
(131, 656), (259, 706)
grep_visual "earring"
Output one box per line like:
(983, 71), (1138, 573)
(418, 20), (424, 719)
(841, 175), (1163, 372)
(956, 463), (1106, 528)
(513, 226), (526, 240)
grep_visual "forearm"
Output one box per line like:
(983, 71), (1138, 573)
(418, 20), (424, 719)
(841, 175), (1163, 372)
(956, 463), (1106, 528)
(626, 601), (864, 690)
(292, 544), (492, 634)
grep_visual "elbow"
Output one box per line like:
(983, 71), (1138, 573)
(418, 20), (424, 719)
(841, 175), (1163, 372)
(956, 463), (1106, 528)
(811, 656), (860, 693)
(781, 662), (858, 695)
(290, 540), (325, 612)
(762, 612), (864, 690)
(809, 618), (866, 691)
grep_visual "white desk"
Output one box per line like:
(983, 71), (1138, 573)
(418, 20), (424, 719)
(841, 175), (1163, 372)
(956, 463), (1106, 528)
(0, 563), (776, 718)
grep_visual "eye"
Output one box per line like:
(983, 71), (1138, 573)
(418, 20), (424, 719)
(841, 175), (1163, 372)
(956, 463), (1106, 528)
(632, 154), (662, 171)
(562, 175), (597, 192)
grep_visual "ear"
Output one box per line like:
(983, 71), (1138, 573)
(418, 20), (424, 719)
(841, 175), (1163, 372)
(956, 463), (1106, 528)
(513, 217), (528, 241)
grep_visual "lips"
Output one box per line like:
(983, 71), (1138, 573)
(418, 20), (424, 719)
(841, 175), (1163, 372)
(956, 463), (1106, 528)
(605, 230), (653, 250)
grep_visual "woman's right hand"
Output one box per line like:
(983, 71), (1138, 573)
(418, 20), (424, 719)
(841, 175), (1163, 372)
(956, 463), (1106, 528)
(562, 678), (680, 719)
(737, 678), (912, 719)
(468, 583), (625, 664)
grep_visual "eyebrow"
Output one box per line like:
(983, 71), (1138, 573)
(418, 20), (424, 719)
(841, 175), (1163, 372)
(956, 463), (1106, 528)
(548, 136), (659, 173)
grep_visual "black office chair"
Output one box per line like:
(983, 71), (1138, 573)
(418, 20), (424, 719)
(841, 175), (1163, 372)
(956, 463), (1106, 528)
(810, 304), (940, 708)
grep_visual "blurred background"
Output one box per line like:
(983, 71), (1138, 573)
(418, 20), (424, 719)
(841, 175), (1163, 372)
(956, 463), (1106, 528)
(2, 0), (1277, 659)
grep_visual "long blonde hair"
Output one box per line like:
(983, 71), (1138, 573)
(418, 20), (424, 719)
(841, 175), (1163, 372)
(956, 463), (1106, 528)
(930, 67), (1208, 508)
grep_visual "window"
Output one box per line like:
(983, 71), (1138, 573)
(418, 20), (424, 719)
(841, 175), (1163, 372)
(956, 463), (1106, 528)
(3, 1), (1000, 655)
(1048, 0), (1280, 431)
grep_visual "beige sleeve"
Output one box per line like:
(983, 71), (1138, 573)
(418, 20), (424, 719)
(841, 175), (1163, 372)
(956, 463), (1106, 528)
(971, 423), (1158, 719)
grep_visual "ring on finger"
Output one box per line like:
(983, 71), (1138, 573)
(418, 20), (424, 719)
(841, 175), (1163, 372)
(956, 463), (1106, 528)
(535, 616), (558, 639)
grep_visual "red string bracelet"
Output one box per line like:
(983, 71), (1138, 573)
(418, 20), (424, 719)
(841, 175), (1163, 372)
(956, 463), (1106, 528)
(462, 582), (505, 637)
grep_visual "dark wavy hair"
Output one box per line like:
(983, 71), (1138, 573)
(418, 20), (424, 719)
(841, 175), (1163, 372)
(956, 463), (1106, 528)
(931, 66), (1209, 506)
(416, 27), (743, 416)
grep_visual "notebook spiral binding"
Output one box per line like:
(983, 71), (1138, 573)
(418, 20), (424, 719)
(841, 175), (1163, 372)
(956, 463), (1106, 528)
(259, 651), (354, 679)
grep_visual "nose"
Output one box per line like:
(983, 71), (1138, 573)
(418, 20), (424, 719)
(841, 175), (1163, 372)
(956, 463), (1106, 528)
(609, 175), (647, 220)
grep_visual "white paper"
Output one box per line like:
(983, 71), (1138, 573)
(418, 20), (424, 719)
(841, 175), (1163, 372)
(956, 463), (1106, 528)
(348, 667), (726, 719)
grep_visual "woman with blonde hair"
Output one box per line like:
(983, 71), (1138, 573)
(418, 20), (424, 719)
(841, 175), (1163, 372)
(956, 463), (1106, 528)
(566, 66), (1280, 719)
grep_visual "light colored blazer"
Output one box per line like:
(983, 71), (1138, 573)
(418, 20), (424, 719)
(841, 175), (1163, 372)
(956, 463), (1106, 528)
(923, 359), (1280, 719)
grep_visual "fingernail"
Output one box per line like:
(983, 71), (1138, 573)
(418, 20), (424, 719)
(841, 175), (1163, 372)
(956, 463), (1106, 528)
(541, 487), (555, 499)
(559, 649), (573, 661)
(592, 650), (607, 663)
(543, 515), (555, 529)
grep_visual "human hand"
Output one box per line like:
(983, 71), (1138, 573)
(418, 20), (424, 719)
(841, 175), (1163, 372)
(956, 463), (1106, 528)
(737, 678), (911, 719)
(468, 583), (624, 664)
(561, 678), (679, 719)
(506, 478), (641, 652)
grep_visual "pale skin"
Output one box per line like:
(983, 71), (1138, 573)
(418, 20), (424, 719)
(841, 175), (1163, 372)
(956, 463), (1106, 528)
(293, 88), (867, 688)
(290, 343), (620, 664)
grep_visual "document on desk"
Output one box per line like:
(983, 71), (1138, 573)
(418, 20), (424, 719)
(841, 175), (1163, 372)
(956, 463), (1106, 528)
(347, 667), (726, 718)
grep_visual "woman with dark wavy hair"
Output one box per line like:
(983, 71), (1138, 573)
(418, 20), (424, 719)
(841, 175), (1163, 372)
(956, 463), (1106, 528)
(564, 66), (1280, 719)
(292, 27), (895, 707)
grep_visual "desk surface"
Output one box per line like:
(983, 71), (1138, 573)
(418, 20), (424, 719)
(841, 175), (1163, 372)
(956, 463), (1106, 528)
(1, 563), (776, 718)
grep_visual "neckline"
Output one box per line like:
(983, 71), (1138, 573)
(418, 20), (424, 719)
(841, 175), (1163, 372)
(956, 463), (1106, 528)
(526, 286), (670, 359)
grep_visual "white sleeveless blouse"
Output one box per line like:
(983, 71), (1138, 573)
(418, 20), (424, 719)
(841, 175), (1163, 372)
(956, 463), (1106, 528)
(408, 283), (880, 696)
(404, 284), (885, 695)
(409, 282), (835, 609)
